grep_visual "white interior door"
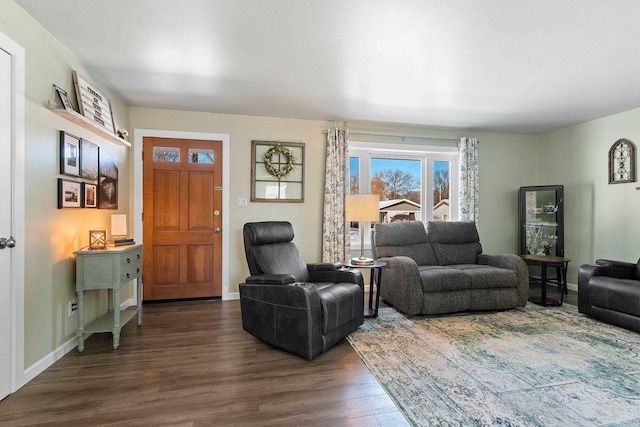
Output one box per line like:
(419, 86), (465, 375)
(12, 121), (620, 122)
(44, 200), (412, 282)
(0, 45), (13, 401)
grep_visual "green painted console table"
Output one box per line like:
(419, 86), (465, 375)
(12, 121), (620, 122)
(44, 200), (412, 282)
(74, 244), (143, 352)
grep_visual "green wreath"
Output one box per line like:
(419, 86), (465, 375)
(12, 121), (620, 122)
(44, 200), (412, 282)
(262, 143), (296, 178)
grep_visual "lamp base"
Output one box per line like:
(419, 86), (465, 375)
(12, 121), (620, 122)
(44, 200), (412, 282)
(351, 256), (374, 265)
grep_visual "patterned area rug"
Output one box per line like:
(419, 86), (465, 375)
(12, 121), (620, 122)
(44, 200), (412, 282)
(347, 304), (640, 426)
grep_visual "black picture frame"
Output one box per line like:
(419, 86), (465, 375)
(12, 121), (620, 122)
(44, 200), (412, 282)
(59, 131), (81, 177)
(53, 84), (74, 110)
(58, 178), (81, 208)
(98, 148), (118, 209)
(80, 139), (99, 181)
(82, 183), (97, 208)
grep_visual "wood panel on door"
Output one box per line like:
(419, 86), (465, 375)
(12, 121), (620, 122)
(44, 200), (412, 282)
(143, 138), (222, 300)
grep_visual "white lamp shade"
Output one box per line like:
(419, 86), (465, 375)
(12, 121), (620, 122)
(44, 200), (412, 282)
(345, 194), (380, 222)
(111, 214), (127, 237)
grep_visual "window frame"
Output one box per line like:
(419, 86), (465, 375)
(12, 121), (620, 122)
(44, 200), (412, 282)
(349, 141), (459, 249)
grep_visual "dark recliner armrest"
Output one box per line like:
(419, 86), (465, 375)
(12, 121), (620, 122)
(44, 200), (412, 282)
(245, 274), (297, 285)
(593, 259), (637, 279)
(307, 266), (364, 290)
(307, 262), (342, 272)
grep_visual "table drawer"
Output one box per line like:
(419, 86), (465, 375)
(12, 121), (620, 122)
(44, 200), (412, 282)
(120, 247), (142, 268)
(121, 264), (142, 284)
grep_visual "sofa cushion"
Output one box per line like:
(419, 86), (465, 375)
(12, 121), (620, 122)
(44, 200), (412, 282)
(426, 220), (480, 244)
(374, 222), (437, 265)
(430, 243), (482, 265)
(419, 266), (471, 292)
(588, 276), (640, 317)
(451, 264), (518, 289)
(634, 259), (640, 281)
(426, 221), (482, 265)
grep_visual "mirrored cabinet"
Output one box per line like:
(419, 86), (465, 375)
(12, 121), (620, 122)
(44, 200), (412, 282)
(518, 185), (564, 257)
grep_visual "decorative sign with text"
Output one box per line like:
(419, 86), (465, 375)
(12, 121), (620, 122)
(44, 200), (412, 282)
(73, 71), (116, 135)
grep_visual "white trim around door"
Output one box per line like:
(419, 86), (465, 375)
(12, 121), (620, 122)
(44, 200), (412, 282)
(0, 30), (26, 395)
(133, 129), (235, 301)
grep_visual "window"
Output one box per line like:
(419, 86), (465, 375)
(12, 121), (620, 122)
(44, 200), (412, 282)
(349, 141), (459, 248)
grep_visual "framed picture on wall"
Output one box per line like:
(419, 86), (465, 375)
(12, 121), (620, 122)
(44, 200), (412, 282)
(251, 140), (305, 203)
(58, 178), (81, 208)
(98, 148), (118, 209)
(80, 139), (99, 181)
(82, 183), (97, 208)
(59, 131), (81, 177)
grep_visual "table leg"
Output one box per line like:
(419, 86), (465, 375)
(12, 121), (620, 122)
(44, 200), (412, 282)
(112, 288), (121, 350)
(136, 277), (143, 326)
(76, 291), (85, 352)
(374, 267), (382, 317)
(368, 270), (374, 309)
(541, 264), (548, 306)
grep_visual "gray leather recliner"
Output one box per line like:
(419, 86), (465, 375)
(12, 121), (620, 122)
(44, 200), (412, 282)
(578, 258), (640, 333)
(239, 221), (364, 360)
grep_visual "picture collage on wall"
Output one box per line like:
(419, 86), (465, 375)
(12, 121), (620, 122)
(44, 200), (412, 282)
(58, 130), (118, 209)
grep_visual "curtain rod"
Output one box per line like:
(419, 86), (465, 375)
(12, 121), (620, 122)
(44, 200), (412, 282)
(323, 129), (459, 142)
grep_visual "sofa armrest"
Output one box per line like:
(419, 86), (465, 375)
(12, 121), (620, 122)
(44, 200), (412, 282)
(378, 256), (423, 315)
(577, 264), (598, 315)
(245, 274), (297, 285)
(308, 267), (364, 290)
(478, 254), (529, 306)
(593, 259), (636, 279)
(307, 262), (342, 272)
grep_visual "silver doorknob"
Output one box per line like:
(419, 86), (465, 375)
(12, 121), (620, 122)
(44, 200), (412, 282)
(0, 236), (16, 249)
(214, 228), (221, 233)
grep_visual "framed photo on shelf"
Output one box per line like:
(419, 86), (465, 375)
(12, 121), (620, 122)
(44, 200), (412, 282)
(58, 178), (81, 208)
(82, 183), (97, 208)
(80, 139), (99, 181)
(53, 84), (74, 110)
(251, 140), (305, 203)
(59, 131), (81, 177)
(73, 71), (116, 135)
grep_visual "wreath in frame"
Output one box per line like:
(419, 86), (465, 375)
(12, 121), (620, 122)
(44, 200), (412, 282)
(262, 142), (296, 178)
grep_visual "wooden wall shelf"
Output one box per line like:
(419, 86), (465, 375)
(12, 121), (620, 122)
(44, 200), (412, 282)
(50, 106), (131, 147)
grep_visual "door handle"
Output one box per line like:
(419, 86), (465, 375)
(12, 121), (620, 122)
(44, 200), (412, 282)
(0, 236), (16, 249)
(214, 228), (221, 233)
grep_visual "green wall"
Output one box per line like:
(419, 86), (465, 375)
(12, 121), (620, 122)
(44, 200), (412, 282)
(2, 0), (132, 368)
(538, 107), (640, 282)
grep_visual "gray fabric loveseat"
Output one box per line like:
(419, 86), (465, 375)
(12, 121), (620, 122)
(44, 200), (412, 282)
(372, 220), (529, 316)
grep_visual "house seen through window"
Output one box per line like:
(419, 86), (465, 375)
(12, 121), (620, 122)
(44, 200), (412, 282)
(349, 141), (459, 248)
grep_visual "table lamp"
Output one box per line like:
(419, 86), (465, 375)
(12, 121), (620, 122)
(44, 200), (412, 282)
(111, 214), (127, 239)
(345, 194), (380, 265)
(89, 229), (107, 250)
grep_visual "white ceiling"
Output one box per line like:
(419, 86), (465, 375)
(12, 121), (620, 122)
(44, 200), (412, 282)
(16, 0), (640, 134)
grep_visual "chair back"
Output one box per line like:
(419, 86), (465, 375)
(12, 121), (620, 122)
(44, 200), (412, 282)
(243, 221), (309, 282)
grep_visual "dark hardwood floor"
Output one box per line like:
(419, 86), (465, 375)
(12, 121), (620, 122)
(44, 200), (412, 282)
(0, 299), (408, 427)
(0, 282), (578, 426)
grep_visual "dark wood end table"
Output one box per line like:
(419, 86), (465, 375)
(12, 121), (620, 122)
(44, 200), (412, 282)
(520, 254), (571, 307)
(341, 260), (387, 318)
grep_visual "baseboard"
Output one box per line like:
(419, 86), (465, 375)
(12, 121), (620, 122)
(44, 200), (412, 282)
(225, 292), (239, 300)
(18, 297), (137, 391)
(567, 282), (577, 292)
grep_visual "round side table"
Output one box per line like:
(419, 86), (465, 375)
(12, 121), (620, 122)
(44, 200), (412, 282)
(342, 259), (387, 318)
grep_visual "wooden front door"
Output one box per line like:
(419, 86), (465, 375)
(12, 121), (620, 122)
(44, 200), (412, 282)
(143, 137), (222, 300)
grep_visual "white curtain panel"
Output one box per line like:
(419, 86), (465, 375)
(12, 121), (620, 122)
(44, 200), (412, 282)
(459, 137), (479, 223)
(322, 128), (351, 262)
